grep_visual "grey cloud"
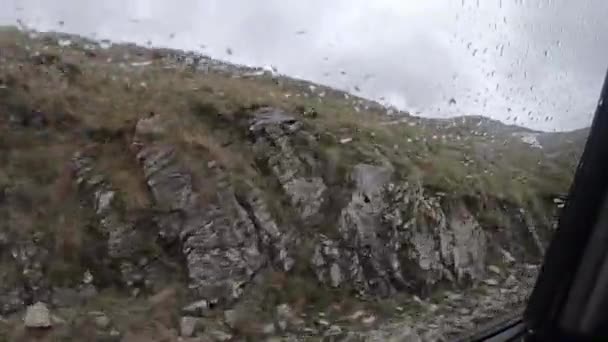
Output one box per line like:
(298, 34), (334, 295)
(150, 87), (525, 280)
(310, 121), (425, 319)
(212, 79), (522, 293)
(0, 0), (605, 131)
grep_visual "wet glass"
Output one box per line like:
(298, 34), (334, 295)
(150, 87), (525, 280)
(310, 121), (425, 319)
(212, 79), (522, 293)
(0, 0), (604, 340)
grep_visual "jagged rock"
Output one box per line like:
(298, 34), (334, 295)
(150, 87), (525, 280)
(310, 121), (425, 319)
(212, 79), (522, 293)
(311, 236), (365, 291)
(71, 151), (167, 290)
(240, 186), (295, 272)
(311, 163), (488, 297)
(248, 108), (327, 222)
(282, 177), (327, 220)
(382, 182), (487, 289)
(133, 136), (266, 303)
(24, 302), (51, 329)
(134, 146), (195, 212)
(335, 164), (398, 295)
(442, 201), (487, 282)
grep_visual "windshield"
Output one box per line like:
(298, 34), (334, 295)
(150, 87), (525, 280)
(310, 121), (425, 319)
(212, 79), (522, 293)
(0, 1), (603, 341)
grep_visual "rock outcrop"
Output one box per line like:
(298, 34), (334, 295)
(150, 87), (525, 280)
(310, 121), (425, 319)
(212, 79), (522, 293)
(132, 115), (296, 304)
(309, 164), (487, 296)
(247, 109), (327, 223)
(72, 151), (172, 292)
(0, 27), (576, 341)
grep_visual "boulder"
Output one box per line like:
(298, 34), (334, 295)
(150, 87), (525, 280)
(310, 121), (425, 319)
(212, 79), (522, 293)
(180, 316), (199, 337)
(24, 302), (51, 329)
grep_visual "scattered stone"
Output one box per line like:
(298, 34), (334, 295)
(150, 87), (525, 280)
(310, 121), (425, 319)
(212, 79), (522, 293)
(483, 278), (499, 286)
(315, 318), (330, 327)
(223, 309), (238, 329)
(325, 325), (343, 336)
(275, 304), (304, 331)
(339, 137), (353, 144)
(303, 327), (318, 335)
(444, 292), (463, 301)
(488, 265), (501, 275)
(89, 311), (111, 329)
(180, 316), (199, 337)
(83, 270), (94, 284)
(262, 322), (276, 335)
(24, 302), (51, 329)
(361, 315), (377, 325)
(207, 329), (233, 341)
(348, 310), (366, 321)
(182, 299), (209, 316)
(505, 274), (518, 287)
(500, 249), (516, 263)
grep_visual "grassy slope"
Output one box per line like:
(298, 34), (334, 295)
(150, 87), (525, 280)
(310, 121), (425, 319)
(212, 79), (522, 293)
(0, 26), (581, 339)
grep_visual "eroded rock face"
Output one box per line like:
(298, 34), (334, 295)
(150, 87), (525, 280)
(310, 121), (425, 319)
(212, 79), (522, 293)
(72, 152), (143, 260)
(239, 187), (295, 272)
(134, 143), (264, 302)
(72, 151), (169, 291)
(311, 164), (488, 296)
(382, 182), (487, 289)
(132, 118), (295, 303)
(248, 108), (327, 222)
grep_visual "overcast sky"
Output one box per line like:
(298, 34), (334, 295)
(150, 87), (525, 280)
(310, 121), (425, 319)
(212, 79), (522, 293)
(1, 0), (606, 131)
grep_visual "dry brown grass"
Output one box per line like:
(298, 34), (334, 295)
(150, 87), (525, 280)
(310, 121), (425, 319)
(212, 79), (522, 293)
(0, 26), (577, 340)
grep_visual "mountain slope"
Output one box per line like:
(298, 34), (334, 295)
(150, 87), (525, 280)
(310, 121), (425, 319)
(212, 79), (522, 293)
(0, 27), (585, 341)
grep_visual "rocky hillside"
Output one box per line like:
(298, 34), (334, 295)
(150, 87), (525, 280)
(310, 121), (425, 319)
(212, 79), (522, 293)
(0, 27), (583, 341)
